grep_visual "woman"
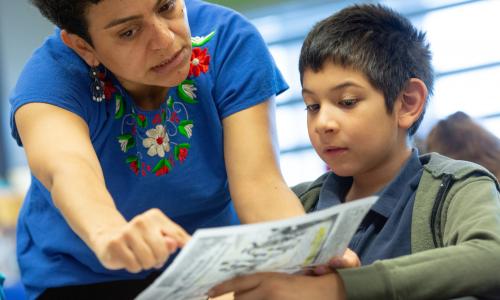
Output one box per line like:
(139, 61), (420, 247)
(10, 0), (304, 298)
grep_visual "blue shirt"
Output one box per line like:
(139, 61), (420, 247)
(9, 1), (288, 298)
(314, 150), (423, 265)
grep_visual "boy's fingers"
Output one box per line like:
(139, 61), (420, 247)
(209, 274), (269, 298)
(326, 249), (360, 270)
(337, 248), (361, 268)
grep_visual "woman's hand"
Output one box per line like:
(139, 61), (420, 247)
(91, 208), (190, 273)
(311, 248), (361, 275)
(15, 103), (191, 273)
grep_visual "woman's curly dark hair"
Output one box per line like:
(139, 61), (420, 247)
(31, 0), (102, 44)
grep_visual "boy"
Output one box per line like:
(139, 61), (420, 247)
(209, 4), (500, 300)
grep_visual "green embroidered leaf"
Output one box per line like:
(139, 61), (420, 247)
(179, 120), (193, 127)
(167, 96), (174, 109)
(161, 110), (167, 123)
(126, 138), (135, 151)
(118, 134), (132, 140)
(178, 120), (194, 138)
(118, 134), (135, 152)
(178, 80), (198, 104)
(165, 159), (172, 170)
(191, 31), (216, 47)
(152, 158), (173, 173)
(126, 156), (138, 163)
(114, 94), (125, 119)
(152, 159), (164, 173)
(136, 114), (148, 128)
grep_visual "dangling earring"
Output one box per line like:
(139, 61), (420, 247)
(90, 65), (105, 102)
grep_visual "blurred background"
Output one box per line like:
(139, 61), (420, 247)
(1, 0), (499, 297)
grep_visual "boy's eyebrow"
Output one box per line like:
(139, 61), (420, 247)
(302, 81), (363, 95)
(103, 0), (164, 29)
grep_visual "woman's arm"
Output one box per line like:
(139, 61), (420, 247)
(222, 98), (305, 223)
(15, 103), (190, 273)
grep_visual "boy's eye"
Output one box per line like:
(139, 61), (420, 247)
(120, 29), (137, 39)
(339, 99), (358, 107)
(305, 104), (320, 112)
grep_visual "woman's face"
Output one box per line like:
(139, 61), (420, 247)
(85, 0), (192, 90)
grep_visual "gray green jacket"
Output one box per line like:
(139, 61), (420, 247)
(293, 153), (500, 300)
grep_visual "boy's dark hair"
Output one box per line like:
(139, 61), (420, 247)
(299, 4), (434, 136)
(30, 0), (102, 45)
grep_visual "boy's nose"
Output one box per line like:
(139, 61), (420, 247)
(315, 108), (339, 135)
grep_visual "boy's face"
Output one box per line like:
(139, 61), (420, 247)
(302, 62), (402, 178)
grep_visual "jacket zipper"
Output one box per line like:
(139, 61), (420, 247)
(430, 174), (454, 248)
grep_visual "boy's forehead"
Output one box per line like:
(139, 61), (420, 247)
(302, 62), (382, 94)
(302, 62), (371, 90)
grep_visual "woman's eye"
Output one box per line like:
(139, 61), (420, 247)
(305, 104), (320, 112)
(159, 0), (176, 13)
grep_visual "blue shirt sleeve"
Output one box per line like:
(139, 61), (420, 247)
(189, 1), (289, 119)
(9, 29), (95, 146)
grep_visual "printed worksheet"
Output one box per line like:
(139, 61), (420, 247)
(136, 196), (377, 300)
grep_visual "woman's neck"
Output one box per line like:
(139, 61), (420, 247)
(117, 77), (169, 110)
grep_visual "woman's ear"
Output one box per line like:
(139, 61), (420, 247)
(60, 30), (100, 67)
(396, 78), (428, 130)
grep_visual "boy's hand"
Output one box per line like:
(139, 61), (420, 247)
(91, 208), (190, 273)
(208, 272), (346, 300)
(311, 248), (361, 275)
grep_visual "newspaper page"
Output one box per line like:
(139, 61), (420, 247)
(136, 196), (377, 300)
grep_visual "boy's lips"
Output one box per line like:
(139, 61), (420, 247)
(322, 146), (348, 157)
(151, 48), (187, 74)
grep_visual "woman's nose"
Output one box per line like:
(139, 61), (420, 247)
(149, 20), (175, 51)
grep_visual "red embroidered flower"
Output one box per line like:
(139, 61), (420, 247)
(178, 148), (188, 162)
(170, 111), (180, 123)
(152, 113), (162, 125)
(189, 48), (210, 77)
(155, 165), (170, 176)
(129, 160), (140, 175)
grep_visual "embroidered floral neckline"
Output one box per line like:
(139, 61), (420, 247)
(98, 31), (216, 176)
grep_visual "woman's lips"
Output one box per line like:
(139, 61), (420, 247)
(151, 48), (187, 74)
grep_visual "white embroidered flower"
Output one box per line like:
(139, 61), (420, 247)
(191, 31), (216, 47)
(119, 139), (128, 152)
(115, 97), (123, 115)
(183, 83), (197, 100)
(143, 125), (170, 157)
(184, 124), (194, 138)
(191, 36), (205, 45)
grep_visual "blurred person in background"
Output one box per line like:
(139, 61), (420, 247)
(426, 111), (500, 178)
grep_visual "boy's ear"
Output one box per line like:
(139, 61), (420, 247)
(396, 78), (428, 130)
(60, 30), (100, 67)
